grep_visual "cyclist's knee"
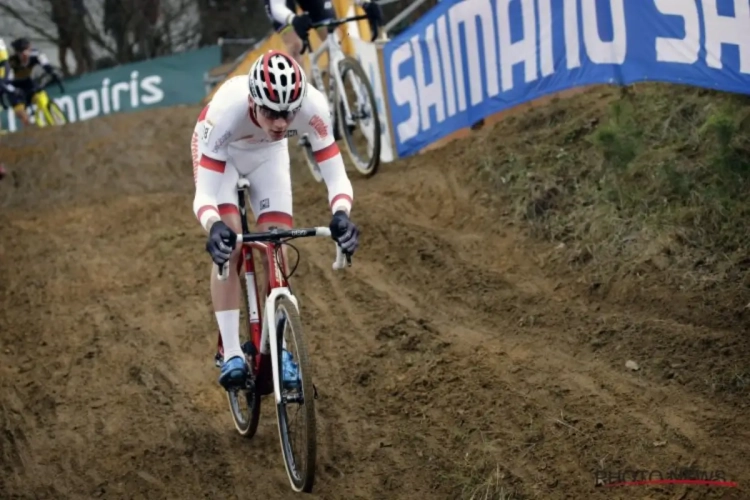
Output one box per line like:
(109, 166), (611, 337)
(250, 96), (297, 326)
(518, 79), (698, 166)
(282, 32), (303, 58)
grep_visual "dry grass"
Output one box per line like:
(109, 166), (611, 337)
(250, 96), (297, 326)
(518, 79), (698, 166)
(476, 83), (750, 295)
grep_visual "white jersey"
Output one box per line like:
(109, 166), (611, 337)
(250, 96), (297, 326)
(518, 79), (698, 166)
(192, 75), (353, 231)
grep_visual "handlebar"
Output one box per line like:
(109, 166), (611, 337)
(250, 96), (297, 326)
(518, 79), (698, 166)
(300, 13), (372, 55)
(216, 226), (351, 281)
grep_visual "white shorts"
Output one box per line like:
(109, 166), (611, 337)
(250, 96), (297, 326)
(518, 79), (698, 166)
(191, 128), (293, 228)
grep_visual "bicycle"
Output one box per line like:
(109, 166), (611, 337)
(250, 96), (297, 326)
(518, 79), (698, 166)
(24, 74), (67, 127)
(213, 177), (351, 493)
(297, 14), (382, 181)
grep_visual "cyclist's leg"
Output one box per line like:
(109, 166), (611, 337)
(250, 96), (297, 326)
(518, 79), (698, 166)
(8, 84), (31, 126)
(211, 164), (248, 387)
(264, 0), (305, 66)
(244, 141), (294, 294)
(31, 87), (52, 124)
(281, 29), (305, 68)
(243, 142), (299, 387)
(191, 118), (246, 387)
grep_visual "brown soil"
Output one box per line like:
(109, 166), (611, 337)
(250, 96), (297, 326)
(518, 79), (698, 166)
(1, 92), (748, 500)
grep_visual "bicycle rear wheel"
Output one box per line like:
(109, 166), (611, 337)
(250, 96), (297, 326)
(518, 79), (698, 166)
(226, 341), (262, 438)
(226, 263), (262, 438)
(274, 296), (316, 492)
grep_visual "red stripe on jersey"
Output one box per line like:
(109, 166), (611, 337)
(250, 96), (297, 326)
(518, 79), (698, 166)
(197, 205), (218, 221)
(313, 143), (340, 163)
(257, 211), (293, 228)
(199, 154), (226, 173)
(218, 204), (239, 216)
(330, 194), (353, 210)
(198, 104), (209, 121)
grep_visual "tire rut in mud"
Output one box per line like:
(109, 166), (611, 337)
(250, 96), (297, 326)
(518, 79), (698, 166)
(1, 106), (748, 499)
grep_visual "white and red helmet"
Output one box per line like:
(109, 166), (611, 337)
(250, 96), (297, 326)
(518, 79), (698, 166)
(247, 50), (307, 113)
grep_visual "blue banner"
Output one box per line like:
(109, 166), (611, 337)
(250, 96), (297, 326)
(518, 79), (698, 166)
(382, 0), (750, 158)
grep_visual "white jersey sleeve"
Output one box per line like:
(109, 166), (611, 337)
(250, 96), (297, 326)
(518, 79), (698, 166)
(268, 0), (295, 26)
(192, 82), (243, 231)
(299, 86), (354, 215)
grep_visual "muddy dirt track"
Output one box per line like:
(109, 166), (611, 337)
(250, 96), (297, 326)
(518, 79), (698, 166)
(1, 99), (749, 500)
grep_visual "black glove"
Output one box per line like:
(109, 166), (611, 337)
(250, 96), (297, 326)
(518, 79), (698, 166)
(361, 1), (382, 41)
(329, 210), (359, 255)
(205, 220), (237, 266)
(291, 13), (313, 41)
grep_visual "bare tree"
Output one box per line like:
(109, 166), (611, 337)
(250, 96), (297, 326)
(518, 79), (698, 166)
(195, 0), (270, 47)
(0, 0), (202, 73)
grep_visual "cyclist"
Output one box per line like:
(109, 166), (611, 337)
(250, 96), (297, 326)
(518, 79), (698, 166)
(7, 37), (63, 127)
(264, 0), (382, 67)
(191, 49), (361, 391)
(0, 37), (16, 133)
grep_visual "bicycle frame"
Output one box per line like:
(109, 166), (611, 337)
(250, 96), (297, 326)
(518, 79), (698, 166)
(304, 15), (369, 130)
(29, 89), (53, 126)
(26, 76), (65, 127)
(217, 178), (348, 404)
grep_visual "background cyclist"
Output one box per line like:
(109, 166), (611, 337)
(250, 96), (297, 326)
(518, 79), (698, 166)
(264, 0), (382, 67)
(7, 37), (63, 127)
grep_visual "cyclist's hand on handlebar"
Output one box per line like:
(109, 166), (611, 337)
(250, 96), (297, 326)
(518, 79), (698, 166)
(361, 0), (383, 41)
(329, 210), (360, 255)
(205, 220), (237, 266)
(291, 13), (313, 41)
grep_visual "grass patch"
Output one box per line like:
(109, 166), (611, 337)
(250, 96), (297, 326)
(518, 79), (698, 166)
(478, 83), (750, 293)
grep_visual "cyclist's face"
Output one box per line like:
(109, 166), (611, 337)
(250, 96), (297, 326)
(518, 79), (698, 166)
(249, 97), (298, 141)
(19, 48), (31, 64)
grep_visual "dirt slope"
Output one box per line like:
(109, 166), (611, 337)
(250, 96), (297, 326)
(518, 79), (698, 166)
(1, 91), (748, 500)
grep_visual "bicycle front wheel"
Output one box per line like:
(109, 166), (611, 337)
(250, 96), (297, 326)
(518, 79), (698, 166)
(274, 296), (316, 493)
(336, 56), (381, 178)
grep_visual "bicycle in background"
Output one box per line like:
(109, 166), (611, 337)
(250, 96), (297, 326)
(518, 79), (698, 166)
(297, 14), (382, 181)
(25, 72), (67, 127)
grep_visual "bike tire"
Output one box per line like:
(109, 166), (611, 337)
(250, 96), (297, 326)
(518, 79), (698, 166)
(47, 101), (68, 126)
(336, 56), (381, 178)
(226, 342), (262, 438)
(274, 296), (316, 493)
(226, 264), (262, 438)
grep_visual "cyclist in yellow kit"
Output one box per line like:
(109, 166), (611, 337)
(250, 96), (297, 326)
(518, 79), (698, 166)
(0, 37), (15, 132)
(7, 37), (63, 127)
(0, 37), (9, 178)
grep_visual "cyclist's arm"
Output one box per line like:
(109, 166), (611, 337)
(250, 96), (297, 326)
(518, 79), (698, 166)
(0, 60), (13, 93)
(268, 0), (297, 27)
(31, 52), (57, 78)
(305, 117), (354, 215)
(192, 118), (233, 231)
